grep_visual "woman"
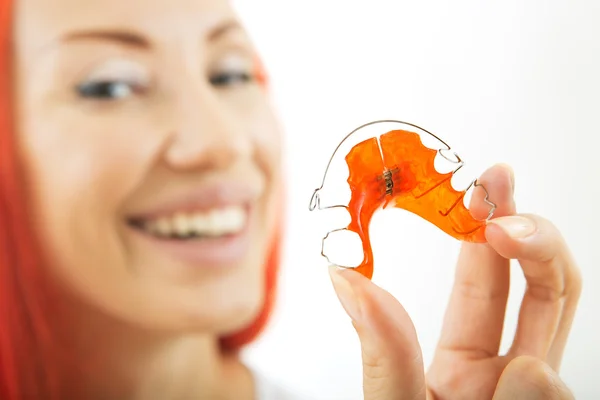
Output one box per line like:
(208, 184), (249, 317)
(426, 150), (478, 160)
(0, 0), (581, 398)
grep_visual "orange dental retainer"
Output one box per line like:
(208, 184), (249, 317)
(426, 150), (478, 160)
(309, 120), (496, 279)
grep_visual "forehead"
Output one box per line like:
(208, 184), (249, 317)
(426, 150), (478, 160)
(14, 0), (238, 49)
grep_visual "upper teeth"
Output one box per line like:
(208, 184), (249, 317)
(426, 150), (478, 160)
(142, 206), (246, 238)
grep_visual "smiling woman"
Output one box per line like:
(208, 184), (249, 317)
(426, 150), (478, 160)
(1, 0), (286, 398)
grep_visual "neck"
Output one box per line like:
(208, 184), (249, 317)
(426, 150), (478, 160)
(51, 294), (254, 400)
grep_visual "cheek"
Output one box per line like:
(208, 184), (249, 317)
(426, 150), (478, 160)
(250, 94), (283, 218)
(248, 95), (283, 177)
(17, 109), (162, 304)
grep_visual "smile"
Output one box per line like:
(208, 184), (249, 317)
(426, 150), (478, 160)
(129, 205), (247, 240)
(124, 182), (259, 267)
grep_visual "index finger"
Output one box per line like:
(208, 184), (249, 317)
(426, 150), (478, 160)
(485, 213), (582, 369)
(430, 164), (515, 362)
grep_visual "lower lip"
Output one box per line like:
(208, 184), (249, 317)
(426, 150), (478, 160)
(128, 213), (252, 269)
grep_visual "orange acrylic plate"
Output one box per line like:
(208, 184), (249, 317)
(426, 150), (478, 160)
(310, 121), (494, 280)
(346, 129), (487, 279)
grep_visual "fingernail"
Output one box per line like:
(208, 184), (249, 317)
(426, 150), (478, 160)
(487, 216), (536, 239)
(328, 265), (362, 322)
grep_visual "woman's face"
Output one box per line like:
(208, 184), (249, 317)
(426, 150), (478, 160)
(13, 0), (281, 334)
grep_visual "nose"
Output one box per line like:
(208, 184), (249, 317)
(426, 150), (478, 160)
(164, 85), (252, 171)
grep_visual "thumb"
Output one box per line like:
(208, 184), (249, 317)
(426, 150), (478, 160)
(492, 356), (575, 400)
(328, 266), (427, 400)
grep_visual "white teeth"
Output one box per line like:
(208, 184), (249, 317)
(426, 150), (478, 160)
(154, 218), (172, 236)
(191, 213), (209, 234)
(221, 207), (246, 231)
(173, 213), (191, 236)
(206, 211), (224, 236)
(141, 206), (246, 238)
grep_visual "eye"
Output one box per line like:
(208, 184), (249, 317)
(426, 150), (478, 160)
(75, 59), (150, 101)
(209, 71), (254, 87)
(77, 80), (139, 100)
(208, 52), (258, 89)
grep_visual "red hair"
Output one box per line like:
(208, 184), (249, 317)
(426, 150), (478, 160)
(0, 0), (280, 397)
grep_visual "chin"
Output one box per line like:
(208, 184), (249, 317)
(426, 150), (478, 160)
(216, 297), (264, 335)
(180, 294), (264, 336)
(174, 276), (266, 335)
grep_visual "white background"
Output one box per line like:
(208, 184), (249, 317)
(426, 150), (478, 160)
(232, 1), (600, 399)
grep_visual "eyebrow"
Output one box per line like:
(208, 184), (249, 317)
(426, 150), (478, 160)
(61, 30), (150, 48)
(208, 20), (242, 41)
(58, 19), (243, 48)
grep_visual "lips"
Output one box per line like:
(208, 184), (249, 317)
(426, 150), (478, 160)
(128, 180), (259, 220)
(125, 181), (260, 267)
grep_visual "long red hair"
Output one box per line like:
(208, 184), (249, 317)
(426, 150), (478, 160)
(0, 1), (280, 397)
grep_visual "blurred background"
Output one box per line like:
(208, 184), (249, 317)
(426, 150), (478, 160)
(231, 1), (600, 398)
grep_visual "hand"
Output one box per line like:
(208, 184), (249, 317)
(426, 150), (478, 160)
(328, 164), (581, 399)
